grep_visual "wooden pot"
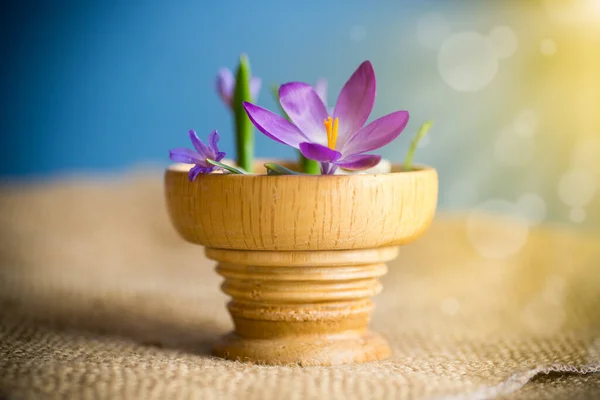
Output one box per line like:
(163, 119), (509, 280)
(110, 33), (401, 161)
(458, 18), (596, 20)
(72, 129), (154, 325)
(165, 163), (438, 365)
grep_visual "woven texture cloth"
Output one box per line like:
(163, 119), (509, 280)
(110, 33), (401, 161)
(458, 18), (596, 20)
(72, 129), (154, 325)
(1, 172), (599, 399)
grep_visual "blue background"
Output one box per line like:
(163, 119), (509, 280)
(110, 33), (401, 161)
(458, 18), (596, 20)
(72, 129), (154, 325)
(1, 0), (494, 177)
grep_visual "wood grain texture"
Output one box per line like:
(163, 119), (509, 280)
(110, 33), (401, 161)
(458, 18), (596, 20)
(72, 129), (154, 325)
(165, 164), (438, 251)
(164, 163), (438, 365)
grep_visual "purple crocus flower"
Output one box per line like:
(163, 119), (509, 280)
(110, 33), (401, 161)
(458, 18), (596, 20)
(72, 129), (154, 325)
(242, 61), (409, 175)
(216, 68), (261, 109)
(169, 130), (226, 182)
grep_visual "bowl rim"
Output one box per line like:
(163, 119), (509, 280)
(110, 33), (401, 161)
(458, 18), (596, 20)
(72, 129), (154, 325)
(165, 162), (436, 179)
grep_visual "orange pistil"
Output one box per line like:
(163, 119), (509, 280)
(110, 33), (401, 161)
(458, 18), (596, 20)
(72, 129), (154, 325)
(323, 116), (339, 149)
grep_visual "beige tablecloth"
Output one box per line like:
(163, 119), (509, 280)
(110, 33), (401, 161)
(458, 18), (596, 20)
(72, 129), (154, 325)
(0, 172), (599, 399)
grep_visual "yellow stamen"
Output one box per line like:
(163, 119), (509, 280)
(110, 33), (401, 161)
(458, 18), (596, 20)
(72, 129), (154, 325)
(324, 116), (339, 149)
(332, 117), (339, 149)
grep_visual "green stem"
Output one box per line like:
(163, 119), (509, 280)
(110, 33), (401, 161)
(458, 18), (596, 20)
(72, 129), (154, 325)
(270, 84), (320, 174)
(233, 54), (253, 172)
(405, 121), (433, 171)
(300, 154), (321, 174)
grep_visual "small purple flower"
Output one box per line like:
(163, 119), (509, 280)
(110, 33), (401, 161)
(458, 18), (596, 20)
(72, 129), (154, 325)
(169, 130), (226, 182)
(216, 68), (261, 109)
(242, 61), (409, 174)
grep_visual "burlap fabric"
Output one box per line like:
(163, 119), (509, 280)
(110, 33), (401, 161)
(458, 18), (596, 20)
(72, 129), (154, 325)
(0, 171), (599, 399)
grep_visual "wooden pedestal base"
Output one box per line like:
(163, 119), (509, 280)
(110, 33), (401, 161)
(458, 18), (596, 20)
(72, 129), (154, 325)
(206, 247), (398, 366)
(213, 332), (390, 366)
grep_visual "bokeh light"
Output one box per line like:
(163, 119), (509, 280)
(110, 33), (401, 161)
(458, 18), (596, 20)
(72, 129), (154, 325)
(569, 207), (586, 223)
(488, 26), (519, 59)
(516, 193), (547, 225)
(513, 110), (539, 138)
(558, 170), (597, 208)
(540, 39), (558, 56)
(437, 31), (499, 92)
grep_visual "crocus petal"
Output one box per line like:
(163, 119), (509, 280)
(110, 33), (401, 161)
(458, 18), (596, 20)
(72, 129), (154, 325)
(189, 130), (212, 157)
(333, 61), (376, 148)
(188, 165), (205, 182)
(335, 154), (382, 171)
(279, 82), (329, 145)
(314, 78), (328, 105)
(299, 142), (342, 162)
(216, 68), (234, 106)
(215, 151), (226, 162)
(243, 102), (308, 148)
(207, 130), (220, 155)
(250, 76), (262, 101)
(169, 148), (204, 164)
(343, 110), (409, 155)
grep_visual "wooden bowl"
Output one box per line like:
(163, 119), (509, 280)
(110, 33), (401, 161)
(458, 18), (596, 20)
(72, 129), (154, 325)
(165, 163), (438, 365)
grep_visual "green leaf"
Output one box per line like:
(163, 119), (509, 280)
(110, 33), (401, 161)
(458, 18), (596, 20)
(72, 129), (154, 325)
(232, 54), (254, 172)
(264, 163), (306, 175)
(206, 159), (248, 174)
(404, 121), (433, 171)
(270, 83), (321, 174)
